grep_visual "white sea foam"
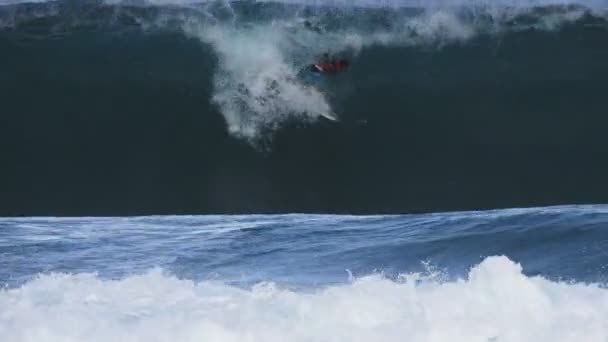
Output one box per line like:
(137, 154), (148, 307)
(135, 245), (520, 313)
(182, 21), (333, 139)
(1, 256), (607, 342)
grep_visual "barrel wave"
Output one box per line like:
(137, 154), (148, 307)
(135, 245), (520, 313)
(1, 0), (607, 214)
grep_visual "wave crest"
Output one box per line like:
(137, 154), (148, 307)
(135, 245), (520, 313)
(2, 256), (607, 341)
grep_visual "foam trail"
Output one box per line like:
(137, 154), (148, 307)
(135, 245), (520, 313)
(1, 256), (608, 341)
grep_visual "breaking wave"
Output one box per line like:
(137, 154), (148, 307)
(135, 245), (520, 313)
(1, 256), (607, 342)
(1, 0), (606, 139)
(2, 0), (608, 214)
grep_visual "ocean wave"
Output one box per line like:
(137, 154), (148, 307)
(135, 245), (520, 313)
(3, 0), (601, 7)
(172, 1), (606, 139)
(1, 256), (607, 342)
(1, 1), (608, 213)
(1, 0), (606, 140)
(2, 206), (608, 286)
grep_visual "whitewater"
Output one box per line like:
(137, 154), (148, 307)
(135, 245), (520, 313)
(1, 1), (608, 339)
(2, 206), (608, 341)
(1, 0), (606, 141)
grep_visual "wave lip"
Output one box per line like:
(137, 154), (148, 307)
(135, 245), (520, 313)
(1, 256), (607, 341)
(101, 0), (608, 9)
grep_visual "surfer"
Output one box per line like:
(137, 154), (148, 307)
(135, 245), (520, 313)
(310, 53), (349, 74)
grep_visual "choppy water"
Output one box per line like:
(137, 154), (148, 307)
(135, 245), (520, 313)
(2, 205), (608, 341)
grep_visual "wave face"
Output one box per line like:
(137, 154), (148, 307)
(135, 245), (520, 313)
(2, 206), (608, 341)
(4, 0), (603, 139)
(1, 0), (608, 214)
